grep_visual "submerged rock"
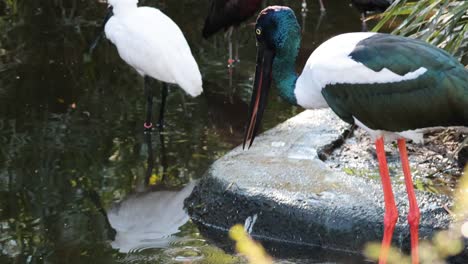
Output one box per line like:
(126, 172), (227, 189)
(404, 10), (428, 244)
(185, 109), (468, 263)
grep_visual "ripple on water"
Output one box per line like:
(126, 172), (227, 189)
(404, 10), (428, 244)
(164, 246), (203, 262)
(116, 236), (210, 264)
(169, 237), (206, 247)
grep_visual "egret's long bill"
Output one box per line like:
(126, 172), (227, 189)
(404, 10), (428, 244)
(89, 6), (114, 54)
(243, 43), (275, 149)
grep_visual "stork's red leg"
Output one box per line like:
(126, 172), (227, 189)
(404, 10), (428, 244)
(375, 137), (399, 264)
(397, 139), (420, 264)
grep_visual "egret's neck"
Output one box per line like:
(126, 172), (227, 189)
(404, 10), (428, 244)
(272, 41), (299, 106)
(113, 3), (138, 16)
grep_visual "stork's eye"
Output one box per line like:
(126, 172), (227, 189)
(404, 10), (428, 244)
(256, 28), (262, 35)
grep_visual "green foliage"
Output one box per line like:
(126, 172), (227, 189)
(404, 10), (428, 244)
(374, 0), (468, 59)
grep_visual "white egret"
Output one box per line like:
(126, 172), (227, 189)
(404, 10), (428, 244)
(98, 0), (203, 130)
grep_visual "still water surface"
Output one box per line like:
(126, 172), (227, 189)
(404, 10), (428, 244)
(0, 0), (373, 263)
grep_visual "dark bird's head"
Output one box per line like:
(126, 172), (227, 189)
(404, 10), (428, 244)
(255, 6), (300, 52)
(243, 6), (301, 149)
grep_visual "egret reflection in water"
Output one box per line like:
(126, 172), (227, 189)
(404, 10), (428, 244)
(108, 181), (195, 252)
(108, 132), (196, 253)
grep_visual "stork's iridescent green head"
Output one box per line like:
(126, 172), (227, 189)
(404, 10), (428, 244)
(255, 6), (301, 53)
(244, 6), (301, 148)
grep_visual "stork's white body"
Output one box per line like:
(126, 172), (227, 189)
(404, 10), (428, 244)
(294, 33), (435, 143)
(105, 0), (203, 97)
(295, 33), (427, 110)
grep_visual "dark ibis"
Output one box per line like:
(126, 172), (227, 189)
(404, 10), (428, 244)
(95, 0), (203, 131)
(202, 0), (264, 66)
(244, 6), (468, 264)
(351, 0), (392, 31)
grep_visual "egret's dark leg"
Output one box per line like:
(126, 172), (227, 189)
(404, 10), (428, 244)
(157, 83), (168, 129)
(375, 137), (399, 264)
(397, 139), (420, 264)
(144, 76), (154, 131)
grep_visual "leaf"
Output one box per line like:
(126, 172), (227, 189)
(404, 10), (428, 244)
(229, 224), (272, 264)
(374, 0), (468, 58)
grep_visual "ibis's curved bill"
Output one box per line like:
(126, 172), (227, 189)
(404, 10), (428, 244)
(243, 44), (275, 149)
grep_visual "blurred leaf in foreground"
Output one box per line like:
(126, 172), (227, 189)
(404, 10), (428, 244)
(229, 224), (272, 264)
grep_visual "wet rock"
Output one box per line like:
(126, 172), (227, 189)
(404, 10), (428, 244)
(185, 109), (468, 262)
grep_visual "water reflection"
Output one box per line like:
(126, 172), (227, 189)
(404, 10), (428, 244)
(109, 181), (196, 253)
(105, 131), (193, 253)
(0, 0), (384, 263)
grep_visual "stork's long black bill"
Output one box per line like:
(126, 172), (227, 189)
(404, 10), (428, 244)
(88, 6), (113, 54)
(243, 45), (275, 149)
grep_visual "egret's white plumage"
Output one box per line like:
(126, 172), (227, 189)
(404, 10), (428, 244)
(105, 0), (203, 97)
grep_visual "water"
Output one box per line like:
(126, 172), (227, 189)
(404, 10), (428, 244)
(0, 0), (375, 263)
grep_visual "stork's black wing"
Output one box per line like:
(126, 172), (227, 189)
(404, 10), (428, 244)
(322, 34), (468, 132)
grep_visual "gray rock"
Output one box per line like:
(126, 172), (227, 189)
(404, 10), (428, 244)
(185, 109), (467, 262)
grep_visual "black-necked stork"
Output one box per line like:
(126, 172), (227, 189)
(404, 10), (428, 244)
(244, 6), (468, 264)
(95, 0), (203, 131)
(203, 0), (264, 66)
(351, 0), (391, 31)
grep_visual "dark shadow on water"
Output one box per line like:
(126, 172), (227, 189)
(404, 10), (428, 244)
(196, 224), (372, 264)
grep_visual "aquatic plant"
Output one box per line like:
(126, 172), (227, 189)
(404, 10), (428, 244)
(374, 0), (468, 59)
